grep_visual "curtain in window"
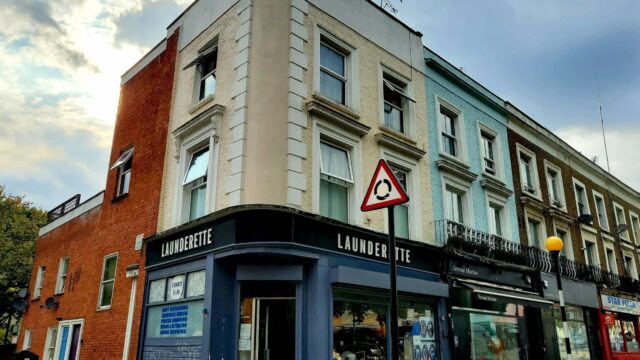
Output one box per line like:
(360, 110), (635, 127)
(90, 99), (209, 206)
(320, 180), (348, 222)
(320, 143), (352, 181)
(184, 148), (209, 185)
(394, 205), (409, 239)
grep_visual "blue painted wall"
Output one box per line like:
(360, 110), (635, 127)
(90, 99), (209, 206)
(424, 48), (520, 243)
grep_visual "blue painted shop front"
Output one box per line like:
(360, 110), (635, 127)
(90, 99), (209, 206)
(138, 206), (450, 360)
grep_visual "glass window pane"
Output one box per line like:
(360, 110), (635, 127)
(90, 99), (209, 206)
(119, 171), (131, 195)
(200, 73), (216, 99)
(103, 256), (117, 281)
(149, 278), (166, 303)
(332, 300), (387, 359)
(394, 205), (409, 239)
(320, 180), (348, 222)
(100, 281), (114, 307)
(184, 147), (210, 185)
(320, 71), (345, 104)
(398, 302), (438, 360)
(187, 270), (206, 297)
(189, 184), (207, 221)
(384, 102), (403, 133)
(320, 43), (344, 76)
(320, 142), (352, 181)
(146, 300), (205, 338)
(167, 274), (186, 301)
(469, 313), (520, 359)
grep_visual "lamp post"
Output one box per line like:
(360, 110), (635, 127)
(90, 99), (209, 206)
(546, 236), (572, 360)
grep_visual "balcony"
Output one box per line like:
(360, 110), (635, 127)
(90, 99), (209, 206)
(435, 219), (640, 294)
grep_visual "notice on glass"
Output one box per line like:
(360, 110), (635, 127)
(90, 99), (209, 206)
(240, 324), (252, 340)
(167, 276), (184, 300)
(238, 339), (251, 351)
(419, 316), (435, 341)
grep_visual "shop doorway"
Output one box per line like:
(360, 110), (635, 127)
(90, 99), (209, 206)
(239, 282), (296, 360)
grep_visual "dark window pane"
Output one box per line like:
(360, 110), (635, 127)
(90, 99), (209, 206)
(320, 43), (344, 76)
(100, 281), (114, 307)
(103, 256), (117, 281)
(320, 71), (345, 104)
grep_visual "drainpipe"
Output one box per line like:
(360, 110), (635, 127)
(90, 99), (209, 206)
(122, 264), (140, 360)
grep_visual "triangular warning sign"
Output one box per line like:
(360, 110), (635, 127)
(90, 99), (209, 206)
(361, 159), (409, 212)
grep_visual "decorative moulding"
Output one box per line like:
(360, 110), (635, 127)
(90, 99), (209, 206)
(435, 158), (477, 183)
(173, 104), (225, 161)
(480, 175), (513, 198)
(306, 94), (369, 137)
(375, 133), (425, 160)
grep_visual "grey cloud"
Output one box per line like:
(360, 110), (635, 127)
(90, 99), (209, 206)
(114, 0), (187, 48)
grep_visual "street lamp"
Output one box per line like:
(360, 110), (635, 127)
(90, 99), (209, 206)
(546, 236), (572, 360)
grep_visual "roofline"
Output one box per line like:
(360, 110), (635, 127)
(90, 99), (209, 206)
(505, 102), (640, 199)
(39, 191), (105, 236)
(364, 0), (423, 37)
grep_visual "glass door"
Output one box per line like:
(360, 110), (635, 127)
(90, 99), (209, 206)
(54, 319), (83, 360)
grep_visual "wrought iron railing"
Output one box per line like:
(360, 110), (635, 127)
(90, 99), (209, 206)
(47, 194), (81, 223)
(435, 219), (640, 293)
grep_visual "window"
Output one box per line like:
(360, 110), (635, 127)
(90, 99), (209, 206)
(631, 213), (640, 245)
(606, 246), (618, 274)
(440, 108), (458, 157)
(444, 185), (466, 224)
(624, 255), (638, 280)
(397, 299), (439, 360)
(319, 142), (353, 222)
(145, 269), (206, 338)
(22, 329), (32, 350)
(593, 192), (609, 231)
(573, 181), (589, 216)
(55, 257), (69, 295)
(43, 326), (58, 360)
(488, 201), (505, 237)
(584, 240), (598, 266)
(98, 254), (117, 309)
(183, 44), (218, 102)
(320, 41), (346, 104)
(556, 228), (569, 258)
(555, 224), (574, 260)
(382, 73), (414, 135)
(545, 162), (564, 208)
(391, 166), (409, 239)
(33, 265), (45, 299)
(481, 131), (496, 176)
(110, 147), (133, 196)
(527, 218), (542, 248)
(183, 146), (209, 221)
(614, 203), (629, 240)
(554, 306), (591, 360)
(54, 319), (83, 360)
(517, 147), (539, 196)
(609, 318), (640, 353)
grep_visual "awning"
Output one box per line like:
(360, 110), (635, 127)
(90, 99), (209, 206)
(182, 45), (217, 70)
(459, 281), (553, 307)
(383, 79), (416, 103)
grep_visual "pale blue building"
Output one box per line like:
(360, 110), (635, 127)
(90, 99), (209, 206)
(424, 47), (519, 244)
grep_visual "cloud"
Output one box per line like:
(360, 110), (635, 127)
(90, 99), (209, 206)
(114, 0), (186, 48)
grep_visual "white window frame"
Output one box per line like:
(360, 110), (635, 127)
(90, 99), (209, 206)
(97, 253), (118, 310)
(22, 329), (32, 350)
(604, 241), (618, 274)
(543, 160), (565, 210)
(572, 178), (591, 217)
(581, 229), (601, 267)
(477, 124), (503, 179)
(436, 96), (468, 165)
(486, 192), (509, 238)
(312, 119), (363, 225)
(613, 202), (629, 241)
(524, 209), (546, 249)
(186, 40), (218, 105)
(53, 319), (84, 360)
(174, 128), (219, 225)
(592, 190), (609, 231)
(623, 252), (639, 280)
(54, 257), (69, 295)
(381, 149), (421, 239)
(33, 265), (45, 299)
(314, 27), (359, 111)
(110, 147), (134, 197)
(378, 64), (415, 137)
(630, 211), (640, 245)
(43, 326), (58, 360)
(442, 175), (473, 227)
(516, 144), (541, 200)
(553, 222), (574, 260)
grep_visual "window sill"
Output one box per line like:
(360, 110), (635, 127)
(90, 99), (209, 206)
(307, 95), (369, 137)
(520, 188), (543, 202)
(438, 151), (469, 169)
(602, 233), (615, 242)
(479, 175), (512, 198)
(580, 223), (598, 234)
(435, 158), (477, 183)
(378, 125), (416, 145)
(111, 193), (129, 203)
(375, 132), (426, 160)
(519, 194), (545, 212)
(96, 306), (112, 312)
(188, 94), (215, 115)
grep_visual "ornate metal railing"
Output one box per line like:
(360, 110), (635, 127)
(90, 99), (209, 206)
(435, 219), (640, 293)
(47, 194), (81, 223)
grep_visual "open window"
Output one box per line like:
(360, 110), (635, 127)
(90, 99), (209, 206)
(517, 145), (540, 197)
(183, 146), (210, 221)
(381, 70), (415, 135)
(110, 147), (133, 197)
(184, 43), (218, 102)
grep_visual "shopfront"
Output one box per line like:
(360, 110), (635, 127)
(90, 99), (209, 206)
(599, 292), (640, 360)
(138, 206), (450, 360)
(541, 273), (601, 360)
(447, 258), (554, 360)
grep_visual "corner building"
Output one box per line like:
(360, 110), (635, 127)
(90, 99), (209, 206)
(141, 0), (448, 359)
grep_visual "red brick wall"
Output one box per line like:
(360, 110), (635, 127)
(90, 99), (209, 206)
(18, 29), (179, 360)
(507, 124), (640, 277)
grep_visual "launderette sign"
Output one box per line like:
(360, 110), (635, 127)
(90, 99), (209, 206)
(601, 294), (640, 315)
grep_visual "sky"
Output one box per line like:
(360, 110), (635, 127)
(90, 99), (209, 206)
(0, 0), (638, 210)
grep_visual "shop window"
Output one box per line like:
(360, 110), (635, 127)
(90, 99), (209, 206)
(332, 290), (388, 360)
(398, 299), (439, 360)
(145, 269), (205, 338)
(319, 141), (353, 222)
(111, 147), (134, 197)
(554, 306), (591, 359)
(609, 318), (640, 352)
(98, 254), (117, 309)
(469, 313), (520, 359)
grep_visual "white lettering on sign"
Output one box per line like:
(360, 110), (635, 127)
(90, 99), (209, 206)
(161, 228), (213, 258)
(451, 265), (480, 277)
(337, 233), (411, 264)
(601, 294), (640, 315)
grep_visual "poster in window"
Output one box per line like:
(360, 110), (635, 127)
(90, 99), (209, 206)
(419, 316), (435, 341)
(167, 275), (184, 301)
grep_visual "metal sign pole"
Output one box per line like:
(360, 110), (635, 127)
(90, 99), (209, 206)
(388, 205), (399, 360)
